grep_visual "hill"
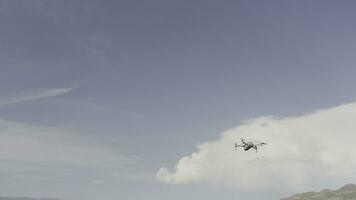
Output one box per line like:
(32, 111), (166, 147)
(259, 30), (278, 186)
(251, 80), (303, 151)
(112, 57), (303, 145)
(282, 183), (356, 200)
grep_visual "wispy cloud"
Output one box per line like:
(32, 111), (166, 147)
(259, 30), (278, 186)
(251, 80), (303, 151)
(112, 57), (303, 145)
(0, 119), (139, 182)
(157, 102), (356, 192)
(0, 86), (76, 106)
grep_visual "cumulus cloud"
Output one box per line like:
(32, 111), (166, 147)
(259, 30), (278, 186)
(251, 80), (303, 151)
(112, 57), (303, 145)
(157, 102), (356, 191)
(0, 86), (76, 106)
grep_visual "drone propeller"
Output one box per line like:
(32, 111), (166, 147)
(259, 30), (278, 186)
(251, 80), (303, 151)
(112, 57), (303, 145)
(256, 142), (267, 146)
(234, 143), (243, 150)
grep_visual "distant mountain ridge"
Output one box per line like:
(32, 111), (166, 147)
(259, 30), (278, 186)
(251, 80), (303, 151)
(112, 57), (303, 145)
(282, 183), (356, 200)
(0, 197), (60, 200)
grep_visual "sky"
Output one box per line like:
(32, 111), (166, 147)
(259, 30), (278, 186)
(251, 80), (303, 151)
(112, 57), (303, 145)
(1, 1), (356, 200)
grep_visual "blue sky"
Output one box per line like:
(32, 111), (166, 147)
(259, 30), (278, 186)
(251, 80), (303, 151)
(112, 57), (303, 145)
(1, 1), (356, 200)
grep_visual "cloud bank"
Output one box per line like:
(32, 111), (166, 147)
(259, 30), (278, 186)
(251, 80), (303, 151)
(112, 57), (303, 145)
(157, 102), (356, 190)
(0, 86), (76, 106)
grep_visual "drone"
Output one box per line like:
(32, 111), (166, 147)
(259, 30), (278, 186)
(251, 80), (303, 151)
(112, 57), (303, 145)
(234, 138), (267, 153)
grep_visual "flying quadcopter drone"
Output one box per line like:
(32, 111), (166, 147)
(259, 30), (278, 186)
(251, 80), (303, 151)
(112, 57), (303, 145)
(234, 138), (267, 153)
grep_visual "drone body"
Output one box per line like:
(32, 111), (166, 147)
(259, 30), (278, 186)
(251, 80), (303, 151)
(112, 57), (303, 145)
(234, 138), (267, 153)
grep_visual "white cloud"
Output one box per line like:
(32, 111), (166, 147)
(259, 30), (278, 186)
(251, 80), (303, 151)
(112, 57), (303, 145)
(157, 102), (356, 191)
(0, 86), (76, 106)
